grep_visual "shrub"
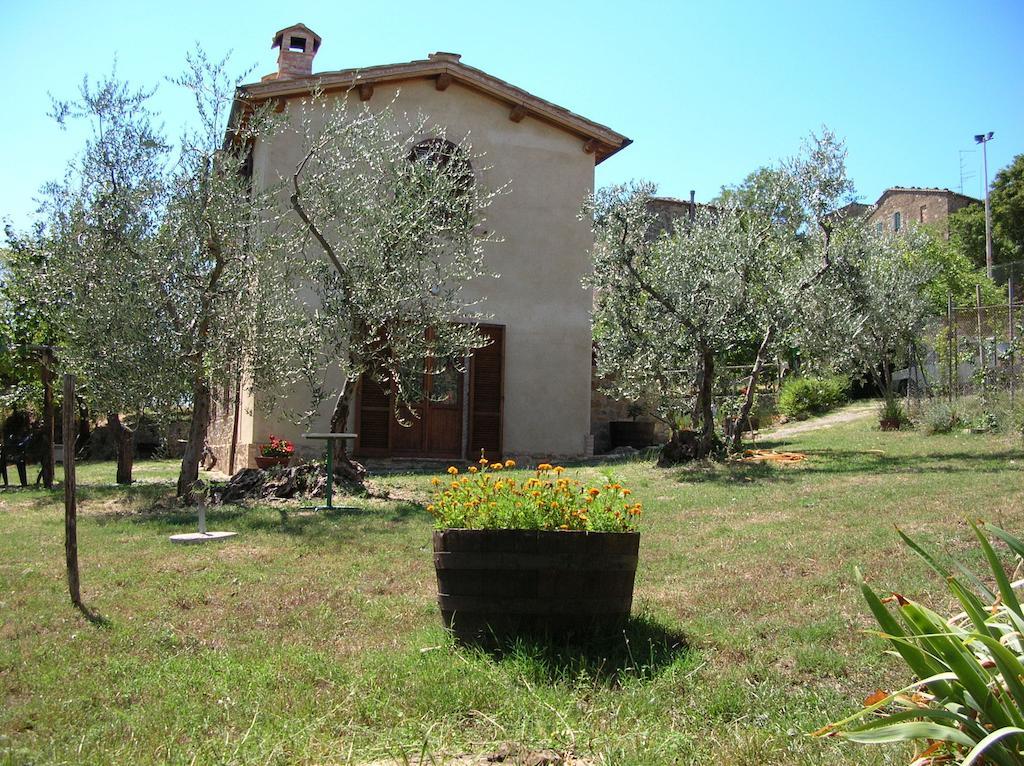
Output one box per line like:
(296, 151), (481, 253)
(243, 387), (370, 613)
(921, 400), (965, 434)
(426, 459), (640, 532)
(778, 376), (850, 420)
(878, 397), (909, 429)
(817, 522), (1024, 764)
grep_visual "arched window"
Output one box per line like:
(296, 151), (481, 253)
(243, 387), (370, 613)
(409, 138), (474, 188)
(406, 138), (474, 224)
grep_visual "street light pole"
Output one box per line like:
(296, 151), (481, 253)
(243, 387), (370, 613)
(975, 131), (995, 279)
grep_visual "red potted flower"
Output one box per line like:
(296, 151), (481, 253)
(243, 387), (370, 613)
(256, 435), (294, 469)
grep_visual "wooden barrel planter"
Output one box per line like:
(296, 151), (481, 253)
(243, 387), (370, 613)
(433, 529), (640, 644)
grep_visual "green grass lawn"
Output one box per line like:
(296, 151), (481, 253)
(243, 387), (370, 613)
(2, 412), (1023, 765)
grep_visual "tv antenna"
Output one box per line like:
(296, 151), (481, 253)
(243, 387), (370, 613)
(959, 149), (977, 195)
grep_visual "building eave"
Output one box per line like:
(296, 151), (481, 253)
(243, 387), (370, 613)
(232, 57), (632, 164)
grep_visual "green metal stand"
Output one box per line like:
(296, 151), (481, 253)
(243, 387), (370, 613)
(302, 433), (358, 512)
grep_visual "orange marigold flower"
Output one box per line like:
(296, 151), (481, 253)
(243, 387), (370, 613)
(553, 466), (565, 474)
(504, 459), (516, 468)
(588, 488), (600, 497)
(537, 463), (553, 471)
(468, 466), (479, 473)
(479, 456), (489, 465)
(622, 489), (632, 496)
(447, 466), (458, 475)
(490, 462), (503, 471)
(431, 477), (440, 486)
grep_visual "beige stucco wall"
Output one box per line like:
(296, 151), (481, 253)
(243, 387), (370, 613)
(210, 78), (599, 466)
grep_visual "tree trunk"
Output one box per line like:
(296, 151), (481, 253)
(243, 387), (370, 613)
(64, 375), (81, 609)
(177, 379), (211, 500)
(697, 348), (718, 458)
(329, 378), (367, 487)
(108, 412), (134, 485)
(730, 327), (774, 452)
(39, 350), (55, 489)
(77, 398), (91, 445)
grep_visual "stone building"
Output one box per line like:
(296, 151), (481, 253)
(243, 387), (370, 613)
(209, 23), (631, 467)
(838, 187), (979, 235)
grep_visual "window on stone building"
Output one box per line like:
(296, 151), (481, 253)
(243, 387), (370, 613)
(919, 205), (927, 223)
(893, 211), (901, 232)
(876, 222), (883, 234)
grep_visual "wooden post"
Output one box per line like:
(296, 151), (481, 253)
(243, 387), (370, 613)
(40, 349), (55, 488)
(976, 284), (987, 385)
(63, 374), (81, 608)
(1010, 278), (1017, 407)
(947, 293), (954, 402)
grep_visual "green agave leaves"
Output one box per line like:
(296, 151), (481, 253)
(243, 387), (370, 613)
(819, 524), (1024, 765)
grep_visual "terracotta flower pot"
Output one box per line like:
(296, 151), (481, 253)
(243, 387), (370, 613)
(255, 455), (290, 469)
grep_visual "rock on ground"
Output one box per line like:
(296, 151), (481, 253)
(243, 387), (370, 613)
(360, 745), (592, 766)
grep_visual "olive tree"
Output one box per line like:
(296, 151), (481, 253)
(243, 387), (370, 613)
(802, 225), (936, 414)
(286, 94), (501, 483)
(41, 73), (181, 483)
(589, 131), (855, 461)
(162, 52), (306, 499)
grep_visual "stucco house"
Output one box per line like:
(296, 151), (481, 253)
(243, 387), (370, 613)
(209, 23), (630, 467)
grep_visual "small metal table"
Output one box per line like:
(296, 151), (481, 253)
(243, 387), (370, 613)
(302, 432), (358, 511)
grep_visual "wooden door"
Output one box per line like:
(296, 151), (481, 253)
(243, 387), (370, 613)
(469, 325), (504, 459)
(424, 363), (462, 456)
(355, 324), (503, 459)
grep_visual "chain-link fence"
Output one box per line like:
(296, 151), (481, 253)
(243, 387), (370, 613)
(908, 289), (1023, 406)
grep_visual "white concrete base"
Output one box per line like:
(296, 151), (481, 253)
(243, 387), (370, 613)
(169, 531), (238, 544)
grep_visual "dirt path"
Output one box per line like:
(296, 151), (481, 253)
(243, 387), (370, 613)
(761, 401), (878, 440)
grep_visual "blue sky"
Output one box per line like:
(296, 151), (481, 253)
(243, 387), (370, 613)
(2, 0), (1022, 230)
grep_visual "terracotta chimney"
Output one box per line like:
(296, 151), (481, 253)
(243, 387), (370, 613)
(271, 24), (321, 79)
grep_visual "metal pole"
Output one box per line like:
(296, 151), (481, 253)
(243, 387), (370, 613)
(325, 440), (334, 510)
(982, 137), (993, 279)
(975, 133), (995, 278)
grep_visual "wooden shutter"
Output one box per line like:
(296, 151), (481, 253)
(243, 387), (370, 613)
(468, 325), (504, 459)
(356, 374), (391, 455)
